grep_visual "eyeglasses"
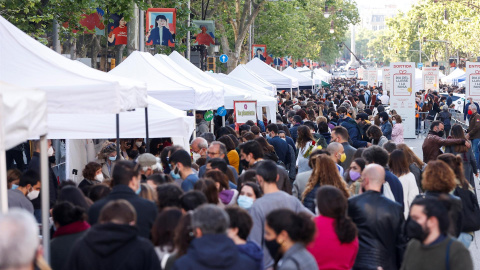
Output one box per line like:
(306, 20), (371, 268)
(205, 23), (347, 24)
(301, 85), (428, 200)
(207, 152), (220, 156)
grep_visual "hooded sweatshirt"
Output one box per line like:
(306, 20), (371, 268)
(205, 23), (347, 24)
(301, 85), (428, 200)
(237, 241), (264, 270)
(64, 223), (160, 270)
(172, 234), (257, 270)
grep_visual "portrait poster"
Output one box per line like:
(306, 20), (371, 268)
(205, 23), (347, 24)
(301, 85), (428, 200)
(80, 8), (105, 35)
(390, 62), (416, 138)
(107, 13), (127, 46)
(191, 20), (215, 46)
(252, 44), (267, 62)
(146, 8), (176, 47)
(466, 62), (480, 103)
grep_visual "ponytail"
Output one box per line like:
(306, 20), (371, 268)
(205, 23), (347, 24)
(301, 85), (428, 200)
(266, 209), (316, 245)
(334, 215), (357, 244)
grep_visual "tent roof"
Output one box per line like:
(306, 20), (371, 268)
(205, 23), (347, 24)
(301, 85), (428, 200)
(109, 51), (218, 110)
(229, 65), (276, 95)
(282, 67), (314, 87)
(46, 96), (194, 139)
(0, 16), (147, 114)
(168, 51), (250, 109)
(245, 58), (299, 89)
(0, 82), (48, 150)
(442, 68), (466, 84)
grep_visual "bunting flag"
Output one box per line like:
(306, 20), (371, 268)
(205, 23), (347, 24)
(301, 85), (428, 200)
(296, 59), (303, 67)
(303, 58), (310, 67)
(266, 54), (273, 65)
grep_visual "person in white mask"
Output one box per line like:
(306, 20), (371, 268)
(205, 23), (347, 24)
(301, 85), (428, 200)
(137, 153), (159, 181)
(78, 162), (103, 196)
(190, 137), (208, 163)
(7, 170), (41, 214)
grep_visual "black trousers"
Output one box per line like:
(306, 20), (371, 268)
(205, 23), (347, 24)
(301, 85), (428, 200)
(6, 149), (25, 171)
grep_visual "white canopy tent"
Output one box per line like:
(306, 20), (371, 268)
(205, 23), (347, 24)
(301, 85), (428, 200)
(296, 68), (328, 84)
(314, 68), (333, 82)
(168, 51), (251, 109)
(0, 16), (147, 114)
(209, 73), (277, 122)
(109, 51), (221, 110)
(245, 58), (299, 91)
(441, 68), (466, 85)
(282, 67), (314, 88)
(229, 65), (276, 95)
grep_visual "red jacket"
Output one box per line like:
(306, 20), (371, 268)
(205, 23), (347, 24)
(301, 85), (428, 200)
(307, 216), (359, 269)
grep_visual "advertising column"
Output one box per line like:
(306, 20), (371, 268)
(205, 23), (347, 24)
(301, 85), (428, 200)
(390, 62), (416, 138)
(466, 62), (480, 103)
(382, 67), (391, 93)
(423, 67), (439, 91)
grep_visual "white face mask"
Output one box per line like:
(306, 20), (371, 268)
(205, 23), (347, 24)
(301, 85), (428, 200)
(27, 189), (40, 200)
(47, 146), (54, 157)
(95, 173), (104, 182)
(135, 142), (143, 148)
(192, 152), (201, 162)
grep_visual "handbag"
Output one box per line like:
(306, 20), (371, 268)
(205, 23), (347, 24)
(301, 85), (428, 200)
(453, 186), (480, 232)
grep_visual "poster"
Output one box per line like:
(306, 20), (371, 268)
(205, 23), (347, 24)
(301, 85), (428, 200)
(191, 20), (215, 46)
(107, 14), (127, 46)
(252, 44), (267, 61)
(146, 8), (176, 47)
(466, 62), (480, 103)
(367, 69), (377, 87)
(234, 101), (257, 124)
(423, 67), (439, 91)
(357, 67), (365, 80)
(390, 62), (416, 138)
(382, 68), (391, 92)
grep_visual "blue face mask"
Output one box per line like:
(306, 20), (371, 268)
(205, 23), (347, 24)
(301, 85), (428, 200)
(108, 156), (116, 161)
(11, 184), (19, 190)
(136, 184), (142, 195)
(170, 167), (181, 179)
(392, 120), (396, 125)
(237, 195), (254, 209)
(266, 134), (271, 139)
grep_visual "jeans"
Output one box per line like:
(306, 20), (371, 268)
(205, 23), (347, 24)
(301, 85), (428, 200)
(473, 138), (480, 170)
(458, 232), (474, 248)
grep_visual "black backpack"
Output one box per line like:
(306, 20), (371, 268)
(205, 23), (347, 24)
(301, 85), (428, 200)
(454, 187), (480, 232)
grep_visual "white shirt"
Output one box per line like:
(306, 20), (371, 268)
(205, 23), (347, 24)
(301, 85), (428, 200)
(398, 172), (420, 219)
(380, 95), (390, 105)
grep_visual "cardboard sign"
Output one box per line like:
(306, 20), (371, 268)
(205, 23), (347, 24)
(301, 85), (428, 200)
(234, 101), (257, 124)
(423, 67), (439, 91)
(390, 62), (416, 138)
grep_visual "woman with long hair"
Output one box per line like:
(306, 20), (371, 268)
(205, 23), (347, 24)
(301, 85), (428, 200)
(296, 125), (315, 174)
(388, 150), (419, 218)
(204, 170), (238, 206)
(194, 178), (220, 205)
(445, 124), (478, 187)
(152, 208), (183, 265)
(265, 209), (318, 270)
(301, 155), (349, 213)
(254, 137), (279, 162)
(366, 125), (388, 147)
(396, 143), (425, 192)
(307, 186), (358, 269)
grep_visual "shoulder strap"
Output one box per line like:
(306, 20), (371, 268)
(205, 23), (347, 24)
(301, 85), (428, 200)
(445, 238), (454, 270)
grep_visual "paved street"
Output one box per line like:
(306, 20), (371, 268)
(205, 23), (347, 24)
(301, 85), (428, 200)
(406, 137), (480, 269)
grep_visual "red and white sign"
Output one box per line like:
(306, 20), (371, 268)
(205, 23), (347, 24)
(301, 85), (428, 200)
(234, 100), (257, 125)
(367, 69), (377, 87)
(390, 62), (416, 138)
(382, 68), (391, 92)
(466, 62), (480, 101)
(357, 67), (365, 80)
(423, 67), (439, 91)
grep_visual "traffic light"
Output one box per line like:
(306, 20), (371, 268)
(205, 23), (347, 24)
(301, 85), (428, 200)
(423, 37), (427, 44)
(207, 57), (216, 72)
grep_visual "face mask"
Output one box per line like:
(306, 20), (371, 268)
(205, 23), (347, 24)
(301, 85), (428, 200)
(392, 120), (396, 125)
(136, 184), (142, 195)
(266, 134), (271, 139)
(467, 100), (471, 103)
(468, 110), (473, 115)
(240, 159), (250, 169)
(339, 153), (346, 163)
(135, 142), (143, 148)
(192, 152), (201, 162)
(95, 173), (104, 182)
(406, 218), (429, 242)
(265, 239), (281, 259)
(27, 189), (40, 200)
(237, 195), (254, 209)
(11, 184), (19, 190)
(424, 101), (428, 104)
(108, 156), (116, 161)
(437, 131), (444, 137)
(170, 167), (181, 179)
(47, 146), (54, 157)
(339, 113), (345, 119)
(281, 138), (286, 141)
(196, 118), (202, 124)
(349, 170), (361, 181)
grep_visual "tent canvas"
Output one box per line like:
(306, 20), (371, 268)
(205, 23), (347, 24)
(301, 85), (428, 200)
(245, 58), (299, 90)
(282, 67), (314, 87)
(0, 16), (147, 114)
(168, 51), (251, 109)
(228, 65), (276, 96)
(109, 51), (220, 110)
(208, 73), (277, 122)
(441, 68), (466, 85)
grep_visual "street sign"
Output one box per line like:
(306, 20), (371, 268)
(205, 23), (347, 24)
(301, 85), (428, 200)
(418, 63), (423, 69)
(219, 54), (229, 63)
(217, 106), (227, 117)
(204, 110), (214, 121)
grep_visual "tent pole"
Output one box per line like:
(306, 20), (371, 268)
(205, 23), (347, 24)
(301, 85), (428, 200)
(0, 148), (7, 213)
(222, 116), (225, 127)
(40, 135), (50, 264)
(116, 114), (120, 159)
(211, 113), (214, 133)
(193, 110), (196, 139)
(145, 108), (150, 153)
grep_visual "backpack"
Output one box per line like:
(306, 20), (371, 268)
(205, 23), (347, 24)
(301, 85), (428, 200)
(453, 187), (480, 232)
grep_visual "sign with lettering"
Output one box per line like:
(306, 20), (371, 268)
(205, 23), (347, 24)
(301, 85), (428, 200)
(466, 62), (480, 103)
(390, 62), (416, 138)
(382, 68), (391, 93)
(357, 67), (365, 80)
(367, 69), (377, 87)
(234, 101), (257, 124)
(423, 67), (439, 91)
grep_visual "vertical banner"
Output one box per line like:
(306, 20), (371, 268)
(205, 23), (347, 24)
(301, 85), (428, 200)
(390, 62), (416, 138)
(367, 69), (377, 87)
(357, 67), (365, 80)
(146, 8), (176, 47)
(466, 62), (480, 103)
(382, 67), (391, 93)
(191, 20), (215, 46)
(423, 67), (439, 91)
(252, 45), (267, 62)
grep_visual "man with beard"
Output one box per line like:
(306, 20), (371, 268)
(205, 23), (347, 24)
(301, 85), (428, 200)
(422, 121), (469, 163)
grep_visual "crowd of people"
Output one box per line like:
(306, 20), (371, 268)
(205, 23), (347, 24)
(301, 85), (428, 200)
(1, 78), (478, 270)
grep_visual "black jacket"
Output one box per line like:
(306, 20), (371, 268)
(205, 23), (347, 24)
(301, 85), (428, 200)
(88, 185), (157, 239)
(27, 152), (58, 209)
(348, 190), (405, 270)
(64, 223), (160, 270)
(172, 234), (257, 270)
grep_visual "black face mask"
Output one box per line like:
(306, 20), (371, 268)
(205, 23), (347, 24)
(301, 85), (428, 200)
(265, 239), (281, 260)
(196, 118), (202, 124)
(406, 217), (430, 242)
(240, 159), (250, 169)
(436, 130), (444, 137)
